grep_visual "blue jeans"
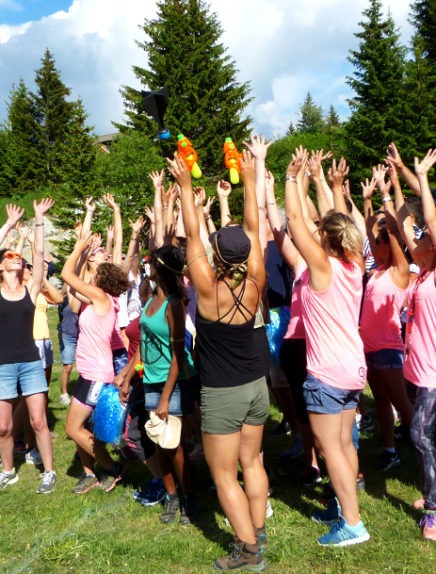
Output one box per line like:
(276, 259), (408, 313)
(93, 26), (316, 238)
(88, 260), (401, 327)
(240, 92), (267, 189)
(407, 382), (436, 511)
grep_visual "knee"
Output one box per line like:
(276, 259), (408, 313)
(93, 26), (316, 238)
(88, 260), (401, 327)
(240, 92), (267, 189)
(0, 422), (12, 438)
(30, 416), (48, 434)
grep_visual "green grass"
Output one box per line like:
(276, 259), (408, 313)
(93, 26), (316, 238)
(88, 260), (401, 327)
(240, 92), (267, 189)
(0, 308), (434, 573)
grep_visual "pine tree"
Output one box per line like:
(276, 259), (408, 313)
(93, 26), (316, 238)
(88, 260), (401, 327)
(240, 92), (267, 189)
(345, 0), (408, 182)
(296, 93), (324, 134)
(324, 105), (341, 131)
(406, 0), (436, 154)
(118, 0), (252, 177)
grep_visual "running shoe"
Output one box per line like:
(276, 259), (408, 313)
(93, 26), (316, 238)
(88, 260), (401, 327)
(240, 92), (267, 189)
(72, 473), (99, 494)
(420, 513), (436, 541)
(37, 471), (56, 494)
(133, 478), (166, 507)
(317, 518), (370, 547)
(377, 450), (400, 471)
(98, 463), (124, 492)
(25, 448), (43, 466)
(160, 493), (180, 524)
(0, 468), (19, 489)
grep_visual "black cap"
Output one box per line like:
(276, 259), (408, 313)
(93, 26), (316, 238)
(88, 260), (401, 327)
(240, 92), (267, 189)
(210, 226), (251, 265)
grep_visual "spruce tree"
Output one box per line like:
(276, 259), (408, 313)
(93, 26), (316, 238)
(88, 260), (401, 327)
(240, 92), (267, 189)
(118, 0), (252, 178)
(345, 0), (408, 182)
(296, 93), (324, 134)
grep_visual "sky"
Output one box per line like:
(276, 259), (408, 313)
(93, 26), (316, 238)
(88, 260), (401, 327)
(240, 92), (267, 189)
(0, 0), (414, 139)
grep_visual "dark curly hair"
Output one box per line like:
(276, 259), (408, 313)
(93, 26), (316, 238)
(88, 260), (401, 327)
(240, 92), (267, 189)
(150, 245), (187, 304)
(95, 263), (130, 297)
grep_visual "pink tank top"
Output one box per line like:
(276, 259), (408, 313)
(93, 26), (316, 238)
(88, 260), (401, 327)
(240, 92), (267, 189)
(76, 295), (116, 382)
(403, 269), (436, 388)
(360, 266), (406, 353)
(110, 296), (126, 351)
(300, 257), (366, 390)
(284, 260), (307, 340)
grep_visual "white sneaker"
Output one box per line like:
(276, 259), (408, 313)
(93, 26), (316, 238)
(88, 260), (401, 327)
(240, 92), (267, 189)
(25, 448), (43, 466)
(0, 468), (19, 489)
(266, 499), (274, 519)
(37, 471), (57, 494)
(60, 393), (71, 406)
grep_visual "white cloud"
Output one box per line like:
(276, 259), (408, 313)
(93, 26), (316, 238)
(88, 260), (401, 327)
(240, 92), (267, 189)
(0, 0), (414, 138)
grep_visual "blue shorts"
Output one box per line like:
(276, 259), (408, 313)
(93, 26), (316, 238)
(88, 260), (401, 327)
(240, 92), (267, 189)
(112, 348), (128, 376)
(35, 339), (54, 370)
(365, 348), (404, 370)
(0, 360), (48, 400)
(143, 380), (194, 416)
(60, 333), (77, 365)
(303, 373), (361, 415)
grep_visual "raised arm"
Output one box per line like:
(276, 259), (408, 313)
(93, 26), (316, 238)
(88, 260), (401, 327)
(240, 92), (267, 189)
(414, 149), (436, 246)
(387, 143), (421, 197)
(82, 197), (95, 237)
(308, 149), (334, 218)
(343, 180), (366, 241)
(0, 204), (24, 246)
(328, 157), (349, 214)
(121, 215), (144, 274)
(103, 193), (123, 264)
(216, 180), (233, 227)
(29, 198), (54, 303)
(149, 169), (165, 248)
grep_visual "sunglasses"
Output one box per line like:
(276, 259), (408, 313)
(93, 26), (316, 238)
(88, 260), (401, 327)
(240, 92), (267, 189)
(1, 252), (22, 261)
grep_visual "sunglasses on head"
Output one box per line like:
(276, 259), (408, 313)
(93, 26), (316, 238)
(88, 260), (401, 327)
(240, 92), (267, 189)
(2, 252), (22, 261)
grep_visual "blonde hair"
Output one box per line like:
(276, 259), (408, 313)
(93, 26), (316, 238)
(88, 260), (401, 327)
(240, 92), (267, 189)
(214, 259), (248, 290)
(319, 211), (363, 265)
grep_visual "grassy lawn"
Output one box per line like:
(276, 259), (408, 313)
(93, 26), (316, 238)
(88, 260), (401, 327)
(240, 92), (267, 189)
(0, 307), (434, 573)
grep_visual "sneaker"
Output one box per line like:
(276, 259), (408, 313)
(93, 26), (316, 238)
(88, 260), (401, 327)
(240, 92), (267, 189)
(98, 463), (124, 492)
(25, 448), (43, 466)
(72, 473), (99, 494)
(377, 450), (400, 471)
(282, 435), (304, 459)
(312, 498), (341, 526)
(0, 468), (19, 489)
(266, 499), (274, 519)
(317, 518), (370, 547)
(60, 393), (71, 406)
(160, 493), (180, 524)
(133, 478), (166, 507)
(359, 414), (374, 433)
(420, 513), (436, 541)
(301, 466), (322, 487)
(37, 471), (56, 494)
(413, 498), (425, 509)
(189, 443), (205, 461)
(214, 539), (266, 571)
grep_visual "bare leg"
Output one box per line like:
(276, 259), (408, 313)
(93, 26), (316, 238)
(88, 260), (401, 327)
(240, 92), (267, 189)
(25, 392), (54, 472)
(61, 364), (73, 395)
(0, 399), (14, 471)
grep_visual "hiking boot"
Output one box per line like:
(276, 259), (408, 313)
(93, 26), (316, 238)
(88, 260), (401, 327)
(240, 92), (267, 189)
(255, 527), (267, 553)
(420, 513), (436, 541)
(0, 468), (19, 489)
(25, 447), (42, 466)
(317, 518), (370, 546)
(214, 539), (266, 571)
(377, 450), (400, 471)
(312, 498), (341, 526)
(37, 471), (56, 494)
(98, 463), (124, 492)
(160, 493), (180, 524)
(133, 478), (166, 507)
(72, 473), (99, 494)
(180, 494), (196, 525)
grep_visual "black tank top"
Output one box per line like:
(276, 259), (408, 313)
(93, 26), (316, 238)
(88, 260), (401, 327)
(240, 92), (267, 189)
(194, 279), (265, 388)
(0, 287), (40, 364)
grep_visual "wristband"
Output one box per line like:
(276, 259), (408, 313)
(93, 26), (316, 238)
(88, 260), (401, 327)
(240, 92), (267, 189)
(382, 197), (392, 203)
(35, 223), (44, 227)
(286, 174), (297, 183)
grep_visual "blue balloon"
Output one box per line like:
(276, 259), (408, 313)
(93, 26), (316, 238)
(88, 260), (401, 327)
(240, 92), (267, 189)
(93, 384), (126, 445)
(265, 307), (291, 362)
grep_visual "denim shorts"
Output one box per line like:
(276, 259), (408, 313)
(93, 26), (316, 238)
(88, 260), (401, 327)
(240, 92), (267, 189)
(0, 360), (48, 400)
(112, 348), (128, 376)
(200, 377), (269, 434)
(303, 373), (361, 415)
(34, 339), (54, 370)
(365, 348), (404, 370)
(60, 333), (77, 365)
(143, 380), (194, 416)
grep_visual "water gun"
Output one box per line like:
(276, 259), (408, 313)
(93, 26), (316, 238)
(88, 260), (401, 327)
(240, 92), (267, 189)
(134, 362), (144, 378)
(223, 137), (242, 185)
(177, 133), (202, 179)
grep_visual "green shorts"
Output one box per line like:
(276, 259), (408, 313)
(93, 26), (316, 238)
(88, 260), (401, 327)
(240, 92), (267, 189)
(200, 377), (269, 434)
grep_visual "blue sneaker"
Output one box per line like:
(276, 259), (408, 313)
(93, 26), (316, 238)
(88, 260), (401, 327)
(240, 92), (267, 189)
(133, 478), (166, 507)
(312, 498), (341, 526)
(317, 518), (370, 546)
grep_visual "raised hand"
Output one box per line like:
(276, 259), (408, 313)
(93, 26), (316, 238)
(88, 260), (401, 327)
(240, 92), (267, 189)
(216, 180), (232, 198)
(328, 157), (349, 187)
(239, 149), (255, 184)
(33, 198), (54, 217)
(414, 149), (436, 177)
(85, 196), (95, 213)
(102, 193), (118, 210)
(243, 133), (272, 161)
(129, 215), (145, 235)
(144, 206), (155, 225)
(148, 169), (165, 189)
(166, 154), (191, 188)
(5, 204), (25, 228)
(360, 177), (377, 200)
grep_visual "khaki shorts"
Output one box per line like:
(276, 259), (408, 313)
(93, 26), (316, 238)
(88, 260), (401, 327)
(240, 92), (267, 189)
(200, 377), (269, 435)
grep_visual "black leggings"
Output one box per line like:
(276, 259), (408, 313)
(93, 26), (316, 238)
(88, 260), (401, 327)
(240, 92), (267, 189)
(280, 338), (308, 424)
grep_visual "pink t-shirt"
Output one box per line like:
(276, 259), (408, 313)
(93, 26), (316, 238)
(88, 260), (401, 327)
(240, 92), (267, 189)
(284, 260), (307, 340)
(76, 295), (116, 382)
(300, 257), (366, 390)
(360, 266), (406, 353)
(110, 296), (126, 351)
(403, 269), (436, 388)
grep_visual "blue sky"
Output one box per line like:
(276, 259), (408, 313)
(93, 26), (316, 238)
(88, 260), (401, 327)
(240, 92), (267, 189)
(0, 0), (72, 25)
(0, 0), (413, 138)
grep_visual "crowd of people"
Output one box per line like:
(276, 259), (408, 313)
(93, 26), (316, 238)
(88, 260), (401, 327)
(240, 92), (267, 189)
(0, 138), (435, 571)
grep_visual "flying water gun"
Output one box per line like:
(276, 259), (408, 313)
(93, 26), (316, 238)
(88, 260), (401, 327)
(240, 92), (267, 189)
(223, 137), (242, 185)
(177, 133), (202, 179)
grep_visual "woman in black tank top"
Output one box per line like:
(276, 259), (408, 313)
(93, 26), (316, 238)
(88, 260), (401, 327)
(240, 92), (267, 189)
(0, 199), (57, 494)
(168, 145), (269, 570)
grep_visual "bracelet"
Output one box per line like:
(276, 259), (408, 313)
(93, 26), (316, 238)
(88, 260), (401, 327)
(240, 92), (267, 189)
(267, 202), (276, 206)
(162, 205), (168, 210)
(286, 174), (297, 183)
(206, 215), (212, 220)
(35, 223), (44, 227)
(382, 197), (392, 203)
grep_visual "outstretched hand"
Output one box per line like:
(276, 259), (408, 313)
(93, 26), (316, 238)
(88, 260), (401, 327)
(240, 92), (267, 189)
(167, 154), (192, 188)
(414, 149), (436, 177)
(5, 204), (25, 228)
(360, 177), (377, 200)
(243, 133), (272, 161)
(33, 198), (54, 217)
